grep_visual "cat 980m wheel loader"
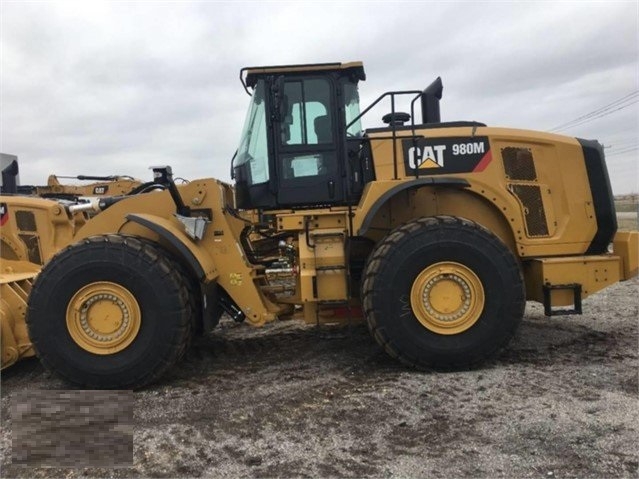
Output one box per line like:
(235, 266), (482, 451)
(4, 61), (637, 387)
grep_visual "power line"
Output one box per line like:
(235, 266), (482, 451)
(604, 138), (639, 148)
(552, 98), (639, 132)
(550, 91), (639, 131)
(606, 146), (638, 156)
(550, 91), (639, 132)
(606, 140), (639, 150)
(554, 101), (639, 132)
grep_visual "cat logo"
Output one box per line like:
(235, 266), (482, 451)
(403, 137), (491, 176)
(0, 203), (7, 226)
(408, 145), (446, 169)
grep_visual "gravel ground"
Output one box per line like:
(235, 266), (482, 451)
(1, 277), (637, 478)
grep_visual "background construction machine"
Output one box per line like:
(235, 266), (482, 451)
(1, 154), (146, 201)
(2, 61), (637, 388)
(0, 194), (99, 368)
(16, 174), (144, 201)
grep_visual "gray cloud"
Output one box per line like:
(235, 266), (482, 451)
(1, 1), (637, 193)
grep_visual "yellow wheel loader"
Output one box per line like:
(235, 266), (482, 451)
(1, 260), (39, 368)
(5, 61), (638, 388)
(0, 195), (98, 369)
(16, 174), (145, 201)
(1, 153), (146, 201)
(0, 156), (144, 202)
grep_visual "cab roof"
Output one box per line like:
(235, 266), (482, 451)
(241, 61), (366, 91)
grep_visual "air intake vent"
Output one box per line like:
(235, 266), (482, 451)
(510, 184), (549, 237)
(18, 234), (42, 264)
(16, 210), (37, 232)
(502, 147), (537, 181)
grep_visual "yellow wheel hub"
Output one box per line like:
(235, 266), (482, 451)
(410, 261), (485, 335)
(66, 282), (141, 354)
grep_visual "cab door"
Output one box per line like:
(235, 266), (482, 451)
(274, 77), (343, 207)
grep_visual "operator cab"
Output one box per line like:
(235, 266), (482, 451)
(233, 62), (366, 210)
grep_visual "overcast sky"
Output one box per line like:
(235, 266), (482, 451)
(1, 1), (637, 193)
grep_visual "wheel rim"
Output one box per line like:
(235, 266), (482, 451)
(410, 261), (485, 335)
(66, 281), (141, 355)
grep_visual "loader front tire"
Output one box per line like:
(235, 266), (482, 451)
(27, 235), (192, 389)
(361, 216), (525, 369)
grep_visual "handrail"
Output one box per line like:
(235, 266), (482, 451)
(345, 90), (422, 130)
(347, 90), (427, 179)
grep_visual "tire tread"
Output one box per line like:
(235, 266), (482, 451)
(361, 216), (524, 370)
(27, 234), (193, 389)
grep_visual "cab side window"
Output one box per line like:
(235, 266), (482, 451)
(279, 78), (335, 181)
(281, 79), (333, 147)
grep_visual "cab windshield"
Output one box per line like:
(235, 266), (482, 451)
(236, 80), (269, 185)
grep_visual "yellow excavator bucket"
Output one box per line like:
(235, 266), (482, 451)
(0, 260), (39, 369)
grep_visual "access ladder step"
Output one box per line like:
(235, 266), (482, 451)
(543, 283), (582, 316)
(317, 300), (350, 306)
(315, 265), (346, 271)
(310, 232), (345, 239)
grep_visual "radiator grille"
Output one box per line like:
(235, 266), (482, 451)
(510, 184), (549, 237)
(502, 147), (537, 181)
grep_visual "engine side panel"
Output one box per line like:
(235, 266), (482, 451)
(361, 126), (613, 258)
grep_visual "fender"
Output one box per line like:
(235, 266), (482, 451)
(357, 177), (470, 235)
(126, 213), (218, 281)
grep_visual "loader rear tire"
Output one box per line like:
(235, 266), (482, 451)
(27, 235), (192, 389)
(361, 216), (525, 369)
